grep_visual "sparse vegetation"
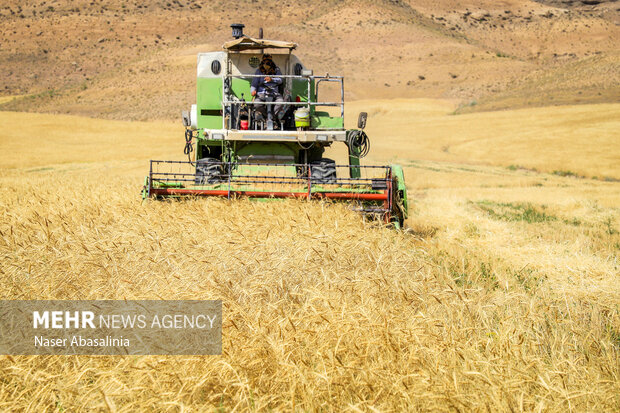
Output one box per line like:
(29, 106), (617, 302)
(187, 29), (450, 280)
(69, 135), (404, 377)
(474, 200), (557, 223)
(0, 0), (617, 118)
(553, 169), (585, 178)
(452, 99), (477, 114)
(604, 216), (617, 235)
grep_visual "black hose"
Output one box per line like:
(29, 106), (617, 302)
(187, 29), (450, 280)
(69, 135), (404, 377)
(184, 128), (194, 165)
(346, 130), (370, 158)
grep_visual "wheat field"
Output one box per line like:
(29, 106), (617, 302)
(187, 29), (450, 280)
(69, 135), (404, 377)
(0, 102), (619, 411)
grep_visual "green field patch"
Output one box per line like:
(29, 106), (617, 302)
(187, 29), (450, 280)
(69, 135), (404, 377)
(513, 266), (547, 293)
(552, 169), (585, 179)
(474, 200), (557, 224)
(507, 164), (539, 173)
(26, 167), (54, 173)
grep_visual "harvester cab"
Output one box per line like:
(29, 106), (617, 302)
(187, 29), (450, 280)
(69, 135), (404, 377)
(144, 24), (408, 227)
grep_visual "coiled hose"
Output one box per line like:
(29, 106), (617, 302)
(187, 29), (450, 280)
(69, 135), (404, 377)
(184, 128), (194, 164)
(346, 130), (370, 158)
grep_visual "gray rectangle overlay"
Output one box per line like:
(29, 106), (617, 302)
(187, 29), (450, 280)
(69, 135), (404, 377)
(0, 300), (222, 355)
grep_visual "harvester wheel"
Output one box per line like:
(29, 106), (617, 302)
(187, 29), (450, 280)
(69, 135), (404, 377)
(195, 157), (224, 185)
(389, 166), (408, 229)
(141, 176), (149, 200)
(309, 158), (337, 184)
(390, 177), (406, 228)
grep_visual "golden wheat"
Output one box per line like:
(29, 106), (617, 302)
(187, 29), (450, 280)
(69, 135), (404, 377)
(346, 100), (620, 180)
(0, 105), (618, 411)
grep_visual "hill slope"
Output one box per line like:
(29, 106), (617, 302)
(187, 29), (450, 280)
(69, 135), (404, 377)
(0, 0), (618, 120)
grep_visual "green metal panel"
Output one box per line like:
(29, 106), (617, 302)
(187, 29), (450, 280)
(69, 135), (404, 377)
(391, 164), (408, 219)
(197, 77), (222, 108)
(197, 77), (223, 129)
(291, 78), (313, 102)
(231, 78), (252, 100)
(312, 111), (344, 130)
(347, 130), (362, 179)
(235, 142), (298, 159)
(234, 142), (298, 182)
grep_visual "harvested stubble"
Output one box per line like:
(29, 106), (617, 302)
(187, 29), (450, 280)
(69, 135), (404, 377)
(0, 170), (618, 412)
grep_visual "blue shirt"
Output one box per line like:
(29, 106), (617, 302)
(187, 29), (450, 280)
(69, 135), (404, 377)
(250, 68), (283, 97)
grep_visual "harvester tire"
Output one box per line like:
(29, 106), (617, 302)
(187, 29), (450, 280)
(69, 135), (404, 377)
(391, 176), (406, 228)
(195, 157), (224, 185)
(310, 158), (337, 184)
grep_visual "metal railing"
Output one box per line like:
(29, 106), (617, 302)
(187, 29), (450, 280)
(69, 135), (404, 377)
(220, 74), (345, 129)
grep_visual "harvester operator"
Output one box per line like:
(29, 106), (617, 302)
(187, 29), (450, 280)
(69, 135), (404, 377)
(250, 54), (285, 122)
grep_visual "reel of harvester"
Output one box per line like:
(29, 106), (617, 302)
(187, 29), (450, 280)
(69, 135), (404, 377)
(144, 159), (408, 227)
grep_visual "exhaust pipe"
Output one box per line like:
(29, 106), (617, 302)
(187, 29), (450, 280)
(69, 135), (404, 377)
(231, 23), (245, 39)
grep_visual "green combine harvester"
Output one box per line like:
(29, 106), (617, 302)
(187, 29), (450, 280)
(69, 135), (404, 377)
(144, 24), (408, 227)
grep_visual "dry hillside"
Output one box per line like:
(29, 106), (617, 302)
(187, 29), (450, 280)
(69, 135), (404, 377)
(0, 0), (618, 120)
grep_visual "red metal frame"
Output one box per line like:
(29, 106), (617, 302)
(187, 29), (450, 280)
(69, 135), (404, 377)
(150, 188), (389, 201)
(147, 160), (396, 221)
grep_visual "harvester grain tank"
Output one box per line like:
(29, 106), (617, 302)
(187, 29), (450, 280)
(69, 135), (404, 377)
(144, 24), (408, 227)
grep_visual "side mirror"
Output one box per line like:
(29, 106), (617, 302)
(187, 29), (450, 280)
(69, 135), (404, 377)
(182, 110), (190, 127)
(357, 112), (367, 130)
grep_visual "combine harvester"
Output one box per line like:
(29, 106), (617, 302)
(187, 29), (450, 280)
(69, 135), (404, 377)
(143, 24), (408, 227)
